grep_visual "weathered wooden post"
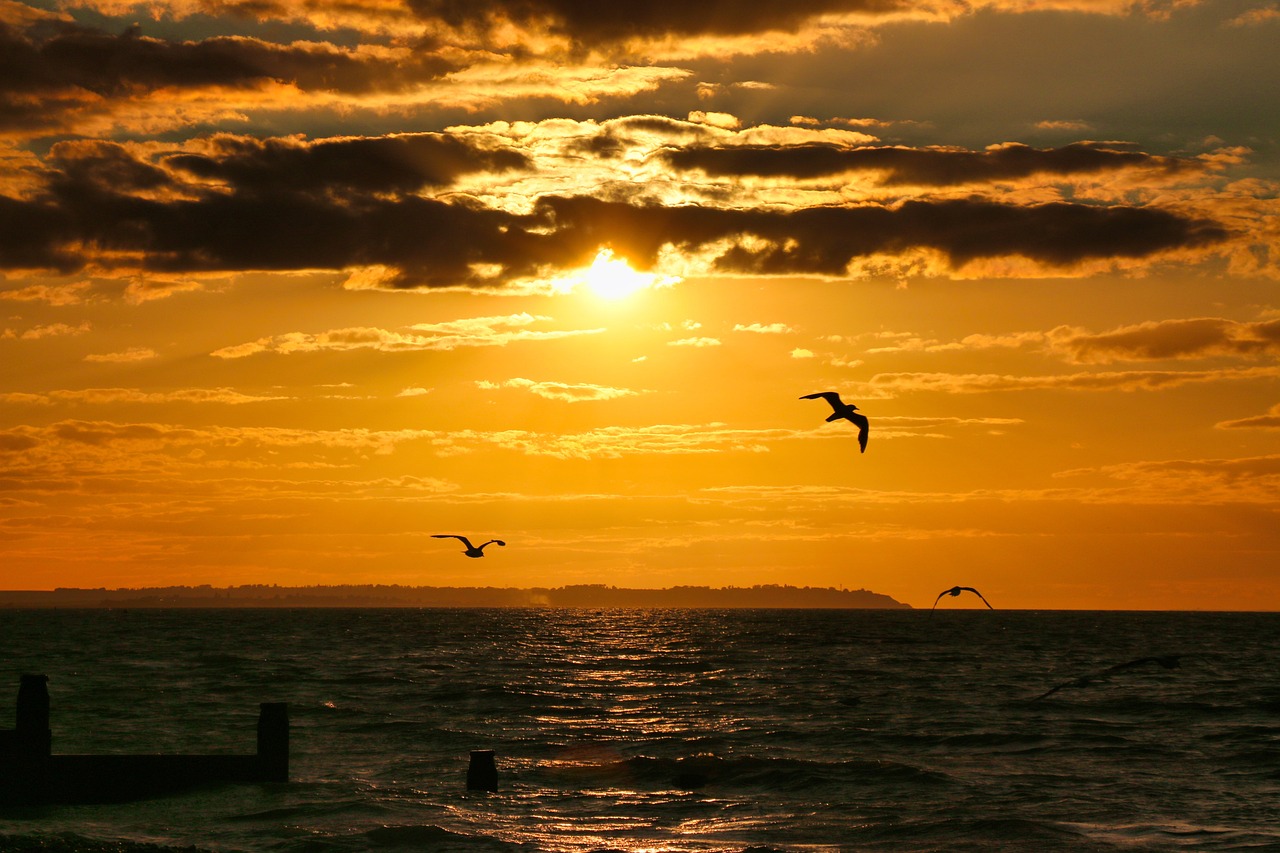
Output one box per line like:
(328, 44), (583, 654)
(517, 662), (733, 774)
(256, 702), (288, 782)
(15, 674), (51, 757)
(466, 749), (497, 791)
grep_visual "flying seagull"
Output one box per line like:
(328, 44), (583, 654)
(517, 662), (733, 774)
(432, 534), (505, 558)
(932, 585), (994, 610)
(800, 392), (869, 453)
(1032, 655), (1182, 701)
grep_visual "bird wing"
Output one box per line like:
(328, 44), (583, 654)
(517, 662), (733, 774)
(479, 539), (505, 549)
(848, 411), (869, 452)
(800, 391), (844, 410)
(931, 590), (948, 609)
(432, 534), (473, 548)
(963, 587), (994, 609)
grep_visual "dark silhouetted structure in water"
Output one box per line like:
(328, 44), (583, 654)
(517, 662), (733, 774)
(1033, 655), (1183, 701)
(0, 674), (287, 805)
(467, 750), (498, 791)
(800, 392), (869, 453)
(432, 534), (506, 558)
(932, 586), (994, 610)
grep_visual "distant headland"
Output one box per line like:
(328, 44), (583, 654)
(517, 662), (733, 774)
(0, 584), (910, 609)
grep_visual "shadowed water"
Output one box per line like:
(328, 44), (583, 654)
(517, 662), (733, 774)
(2, 609), (1278, 851)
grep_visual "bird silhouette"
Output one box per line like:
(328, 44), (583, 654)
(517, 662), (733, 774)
(432, 534), (505, 558)
(800, 392), (869, 453)
(1032, 655), (1182, 701)
(932, 585), (994, 610)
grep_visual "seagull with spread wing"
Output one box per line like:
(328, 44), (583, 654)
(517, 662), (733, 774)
(932, 585), (994, 610)
(800, 391), (869, 453)
(432, 534), (505, 558)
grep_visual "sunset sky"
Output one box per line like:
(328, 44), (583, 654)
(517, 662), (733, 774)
(2, 0), (1278, 609)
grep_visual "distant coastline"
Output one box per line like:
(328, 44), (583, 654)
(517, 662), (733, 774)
(0, 584), (910, 609)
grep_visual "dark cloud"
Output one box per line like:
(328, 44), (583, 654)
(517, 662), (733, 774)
(0, 195), (79, 272)
(1057, 318), (1280, 362)
(659, 141), (1203, 185)
(407, 0), (904, 43)
(83, 190), (531, 287)
(532, 195), (1228, 273)
(48, 141), (174, 193)
(0, 137), (1230, 285)
(1, 22), (410, 95)
(0, 18), (457, 131)
(165, 133), (531, 196)
(8, 135), (534, 283)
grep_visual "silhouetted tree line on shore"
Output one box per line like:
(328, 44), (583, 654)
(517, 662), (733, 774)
(0, 584), (908, 609)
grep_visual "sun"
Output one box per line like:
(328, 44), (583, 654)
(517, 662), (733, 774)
(582, 248), (653, 300)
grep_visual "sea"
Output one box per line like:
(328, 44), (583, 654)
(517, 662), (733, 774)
(1, 608), (1278, 852)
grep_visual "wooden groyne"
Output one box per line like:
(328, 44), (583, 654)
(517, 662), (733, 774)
(0, 674), (287, 805)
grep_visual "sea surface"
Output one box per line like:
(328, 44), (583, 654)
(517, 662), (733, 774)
(1, 608), (1278, 852)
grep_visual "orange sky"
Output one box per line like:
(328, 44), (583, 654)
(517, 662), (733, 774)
(1, 0), (1278, 609)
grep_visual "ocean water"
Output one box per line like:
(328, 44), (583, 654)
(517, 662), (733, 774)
(1, 608), (1278, 852)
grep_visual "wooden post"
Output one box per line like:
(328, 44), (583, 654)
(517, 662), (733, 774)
(256, 702), (288, 782)
(466, 749), (497, 791)
(15, 674), (51, 757)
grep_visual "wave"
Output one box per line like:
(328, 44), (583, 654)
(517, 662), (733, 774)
(853, 817), (1110, 851)
(5, 609), (1279, 852)
(360, 824), (522, 850)
(229, 797), (395, 823)
(531, 753), (954, 794)
(0, 833), (213, 853)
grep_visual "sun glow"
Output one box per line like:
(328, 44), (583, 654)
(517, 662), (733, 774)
(582, 248), (658, 299)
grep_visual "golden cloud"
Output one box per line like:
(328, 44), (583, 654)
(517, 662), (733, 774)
(0, 387), (289, 405)
(476, 377), (648, 402)
(864, 365), (1280, 395)
(1216, 404), (1280, 430)
(211, 315), (604, 357)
